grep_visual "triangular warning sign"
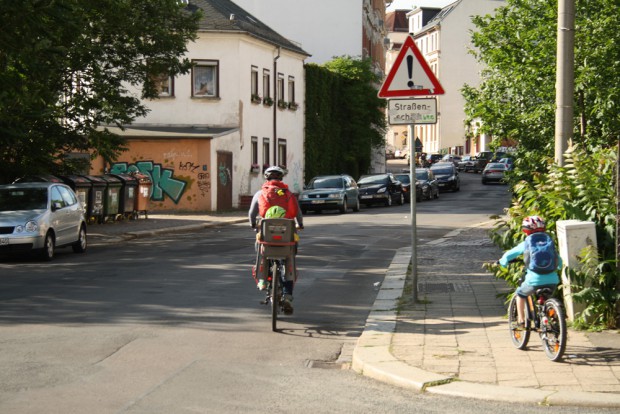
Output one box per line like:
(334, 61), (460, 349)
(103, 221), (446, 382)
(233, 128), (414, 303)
(378, 35), (444, 98)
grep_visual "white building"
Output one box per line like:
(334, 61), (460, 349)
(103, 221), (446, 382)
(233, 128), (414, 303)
(405, 0), (505, 156)
(97, 0), (309, 212)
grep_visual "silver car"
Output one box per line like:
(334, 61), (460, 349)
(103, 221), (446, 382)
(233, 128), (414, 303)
(481, 162), (508, 184)
(0, 182), (87, 260)
(299, 175), (360, 214)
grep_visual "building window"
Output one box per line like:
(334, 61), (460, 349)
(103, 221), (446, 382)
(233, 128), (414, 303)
(192, 60), (218, 97)
(153, 74), (174, 97)
(287, 76), (295, 103)
(277, 73), (285, 102)
(278, 139), (287, 168)
(262, 69), (271, 99)
(251, 66), (259, 97)
(251, 136), (258, 165)
(262, 138), (270, 168)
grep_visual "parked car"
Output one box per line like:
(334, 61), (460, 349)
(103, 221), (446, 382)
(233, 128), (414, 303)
(430, 163), (461, 192)
(457, 155), (475, 172)
(440, 154), (462, 167)
(498, 157), (515, 170)
(357, 173), (404, 207)
(394, 148), (409, 160)
(393, 173), (422, 203)
(428, 153), (443, 165)
(481, 162), (508, 184)
(299, 175), (360, 214)
(472, 151), (507, 173)
(385, 145), (396, 160)
(415, 168), (439, 200)
(0, 182), (88, 260)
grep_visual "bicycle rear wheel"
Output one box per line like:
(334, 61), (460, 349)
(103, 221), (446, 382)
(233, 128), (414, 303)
(508, 295), (530, 349)
(270, 262), (279, 332)
(541, 298), (567, 361)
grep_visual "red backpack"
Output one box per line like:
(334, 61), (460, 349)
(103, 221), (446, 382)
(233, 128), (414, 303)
(258, 181), (298, 219)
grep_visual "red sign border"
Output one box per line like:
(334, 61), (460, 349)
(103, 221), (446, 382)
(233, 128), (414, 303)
(378, 35), (445, 98)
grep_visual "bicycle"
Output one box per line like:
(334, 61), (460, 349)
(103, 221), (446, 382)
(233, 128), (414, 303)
(508, 282), (567, 362)
(254, 218), (297, 332)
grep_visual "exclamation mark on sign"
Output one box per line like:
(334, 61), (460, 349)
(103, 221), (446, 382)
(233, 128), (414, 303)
(407, 55), (414, 88)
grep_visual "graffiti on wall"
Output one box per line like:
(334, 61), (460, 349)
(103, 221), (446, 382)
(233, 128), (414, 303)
(110, 161), (188, 204)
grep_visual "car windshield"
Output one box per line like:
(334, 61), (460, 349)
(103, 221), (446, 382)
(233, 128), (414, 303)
(309, 177), (344, 189)
(0, 188), (48, 211)
(415, 171), (428, 180)
(431, 166), (453, 174)
(358, 175), (388, 185)
(394, 175), (410, 184)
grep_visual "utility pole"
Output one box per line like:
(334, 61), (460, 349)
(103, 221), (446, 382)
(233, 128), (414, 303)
(554, 0), (575, 166)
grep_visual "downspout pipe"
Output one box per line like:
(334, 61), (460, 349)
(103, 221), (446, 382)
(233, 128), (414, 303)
(273, 47), (281, 167)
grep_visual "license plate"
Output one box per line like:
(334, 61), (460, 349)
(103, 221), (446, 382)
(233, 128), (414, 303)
(0, 238), (8, 245)
(361, 195), (373, 199)
(311, 200), (325, 204)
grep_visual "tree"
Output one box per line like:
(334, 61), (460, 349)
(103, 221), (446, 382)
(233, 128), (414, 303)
(0, 0), (200, 182)
(462, 0), (620, 157)
(304, 56), (386, 179)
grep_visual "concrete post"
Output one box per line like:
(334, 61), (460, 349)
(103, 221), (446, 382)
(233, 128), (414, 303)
(556, 220), (597, 322)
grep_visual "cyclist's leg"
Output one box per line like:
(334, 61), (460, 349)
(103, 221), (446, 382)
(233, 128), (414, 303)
(255, 244), (268, 290)
(515, 282), (535, 324)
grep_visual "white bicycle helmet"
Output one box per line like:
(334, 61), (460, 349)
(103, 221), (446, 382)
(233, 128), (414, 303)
(522, 215), (546, 234)
(264, 166), (286, 180)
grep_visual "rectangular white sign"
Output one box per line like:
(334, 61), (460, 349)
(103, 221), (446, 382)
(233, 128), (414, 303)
(388, 98), (437, 125)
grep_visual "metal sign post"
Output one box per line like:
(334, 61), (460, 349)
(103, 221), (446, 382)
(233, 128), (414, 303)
(378, 34), (444, 303)
(408, 122), (418, 302)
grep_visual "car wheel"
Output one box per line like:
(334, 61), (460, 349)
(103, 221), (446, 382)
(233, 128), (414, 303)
(72, 225), (87, 253)
(301, 208), (308, 214)
(425, 190), (432, 201)
(482, 179), (487, 185)
(352, 197), (361, 212)
(40, 232), (55, 261)
(339, 197), (348, 214)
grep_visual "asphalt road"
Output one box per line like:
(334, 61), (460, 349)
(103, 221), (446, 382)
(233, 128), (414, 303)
(1, 170), (607, 413)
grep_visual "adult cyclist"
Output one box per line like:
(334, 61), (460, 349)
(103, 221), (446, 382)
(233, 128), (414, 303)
(248, 166), (303, 314)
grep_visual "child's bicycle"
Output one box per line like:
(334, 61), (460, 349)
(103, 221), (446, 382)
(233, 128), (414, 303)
(254, 218), (297, 332)
(508, 281), (567, 362)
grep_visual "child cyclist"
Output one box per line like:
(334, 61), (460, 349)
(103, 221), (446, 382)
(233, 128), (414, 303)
(498, 216), (562, 329)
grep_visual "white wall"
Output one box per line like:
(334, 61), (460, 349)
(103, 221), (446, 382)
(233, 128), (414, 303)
(233, 0), (363, 63)
(126, 31), (306, 206)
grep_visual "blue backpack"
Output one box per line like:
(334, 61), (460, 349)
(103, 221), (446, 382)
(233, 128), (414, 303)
(524, 232), (558, 274)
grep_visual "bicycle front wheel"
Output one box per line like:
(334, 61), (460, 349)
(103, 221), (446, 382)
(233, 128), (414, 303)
(270, 262), (279, 332)
(541, 298), (567, 362)
(508, 295), (530, 349)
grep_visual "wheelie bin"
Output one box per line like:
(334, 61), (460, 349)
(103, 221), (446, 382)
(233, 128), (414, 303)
(100, 175), (122, 222)
(82, 175), (106, 224)
(132, 172), (152, 219)
(60, 175), (91, 212)
(110, 173), (138, 220)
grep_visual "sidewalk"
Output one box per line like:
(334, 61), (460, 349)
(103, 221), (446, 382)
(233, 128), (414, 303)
(352, 223), (620, 409)
(88, 215), (620, 408)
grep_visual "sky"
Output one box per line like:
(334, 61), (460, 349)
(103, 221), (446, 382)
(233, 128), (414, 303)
(386, 0), (454, 12)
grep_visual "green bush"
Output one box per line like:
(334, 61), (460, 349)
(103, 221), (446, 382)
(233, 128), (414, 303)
(488, 144), (618, 329)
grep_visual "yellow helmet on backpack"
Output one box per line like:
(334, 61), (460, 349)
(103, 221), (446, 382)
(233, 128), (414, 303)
(265, 205), (287, 218)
